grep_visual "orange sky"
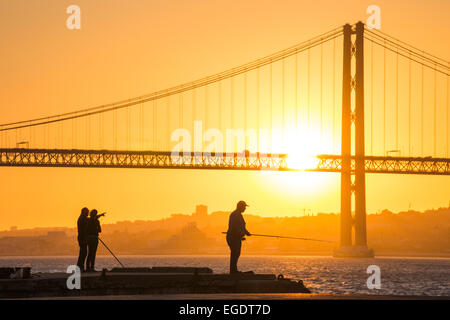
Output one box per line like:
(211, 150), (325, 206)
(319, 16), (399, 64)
(0, 0), (449, 229)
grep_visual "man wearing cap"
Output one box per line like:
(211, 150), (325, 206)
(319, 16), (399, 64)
(226, 200), (251, 274)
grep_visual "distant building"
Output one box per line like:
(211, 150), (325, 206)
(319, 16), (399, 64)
(161, 222), (215, 253)
(10, 226), (17, 231)
(170, 213), (187, 218)
(193, 205), (208, 218)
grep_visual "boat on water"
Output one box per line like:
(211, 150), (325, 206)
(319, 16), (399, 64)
(0, 266), (310, 299)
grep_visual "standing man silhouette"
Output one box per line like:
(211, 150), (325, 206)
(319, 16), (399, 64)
(226, 201), (251, 274)
(76, 207), (89, 272)
(86, 209), (102, 272)
(77, 207), (89, 272)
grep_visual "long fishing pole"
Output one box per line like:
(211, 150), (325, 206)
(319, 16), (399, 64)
(221, 232), (333, 243)
(98, 237), (125, 268)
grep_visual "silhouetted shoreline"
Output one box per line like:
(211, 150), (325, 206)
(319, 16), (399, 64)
(1, 207), (449, 257)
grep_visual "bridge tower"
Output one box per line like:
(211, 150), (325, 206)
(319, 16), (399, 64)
(334, 22), (374, 257)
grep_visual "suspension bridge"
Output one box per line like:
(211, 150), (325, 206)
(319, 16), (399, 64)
(1, 22), (449, 256)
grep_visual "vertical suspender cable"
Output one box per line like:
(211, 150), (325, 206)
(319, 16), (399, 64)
(270, 62), (273, 151)
(114, 109), (117, 150)
(127, 107), (130, 150)
(179, 94), (183, 130)
(434, 65), (437, 156)
(85, 117), (88, 149)
(153, 100), (157, 150)
(295, 50), (299, 136)
(102, 112), (105, 149)
(102, 112), (104, 149)
(88, 116), (91, 149)
(408, 55), (411, 156)
(167, 97), (170, 150)
(47, 118), (50, 149)
(140, 102), (144, 150)
(244, 72), (248, 146)
(396, 48), (399, 151)
(85, 115), (88, 149)
(421, 63), (424, 156)
(142, 102), (145, 150)
(231, 77), (234, 130)
(205, 85), (208, 130)
(29, 121), (32, 148)
(447, 69), (449, 158)
(76, 116), (79, 149)
(383, 41), (386, 155)
(320, 43), (323, 146)
(282, 58), (285, 145)
(256, 68), (260, 151)
(60, 116), (63, 148)
(72, 118), (74, 149)
(192, 89), (196, 154)
(99, 113), (102, 149)
(370, 39), (373, 155)
(333, 39), (336, 154)
(218, 81), (222, 134)
(60, 118), (62, 148)
(307, 49), (310, 134)
(192, 88), (196, 121)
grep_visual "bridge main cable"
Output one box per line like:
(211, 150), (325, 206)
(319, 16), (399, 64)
(364, 27), (449, 75)
(365, 26), (449, 66)
(1, 26), (343, 132)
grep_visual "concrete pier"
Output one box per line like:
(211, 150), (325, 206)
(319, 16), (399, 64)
(0, 268), (310, 299)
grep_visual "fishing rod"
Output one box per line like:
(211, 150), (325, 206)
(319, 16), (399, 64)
(221, 232), (333, 243)
(92, 211), (125, 268)
(98, 237), (125, 268)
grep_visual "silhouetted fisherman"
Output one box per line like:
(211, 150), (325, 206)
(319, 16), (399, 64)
(76, 207), (89, 272)
(226, 201), (251, 274)
(86, 209), (102, 272)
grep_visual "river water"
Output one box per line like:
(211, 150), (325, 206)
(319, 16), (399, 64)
(1, 255), (449, 296)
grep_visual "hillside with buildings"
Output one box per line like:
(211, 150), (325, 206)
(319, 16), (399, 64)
(0, 205), (449, 257)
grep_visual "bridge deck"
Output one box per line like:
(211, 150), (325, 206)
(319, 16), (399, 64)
(0, 149), (449, 175)
(314, 154), (450, 175)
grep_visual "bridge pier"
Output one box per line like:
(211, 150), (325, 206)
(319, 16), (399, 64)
(334, 22), (374, 258)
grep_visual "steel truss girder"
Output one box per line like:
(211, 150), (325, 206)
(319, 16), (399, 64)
(314, 155), (450, 175)
(1, 149), (449, 175)
(0, 149), (289, 171)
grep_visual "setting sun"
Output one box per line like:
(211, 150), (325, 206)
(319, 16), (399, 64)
(286, 152), (321, 170)
(283, 127), (327, 170)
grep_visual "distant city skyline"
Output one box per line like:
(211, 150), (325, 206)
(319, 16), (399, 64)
(1, 206), (448, 257)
